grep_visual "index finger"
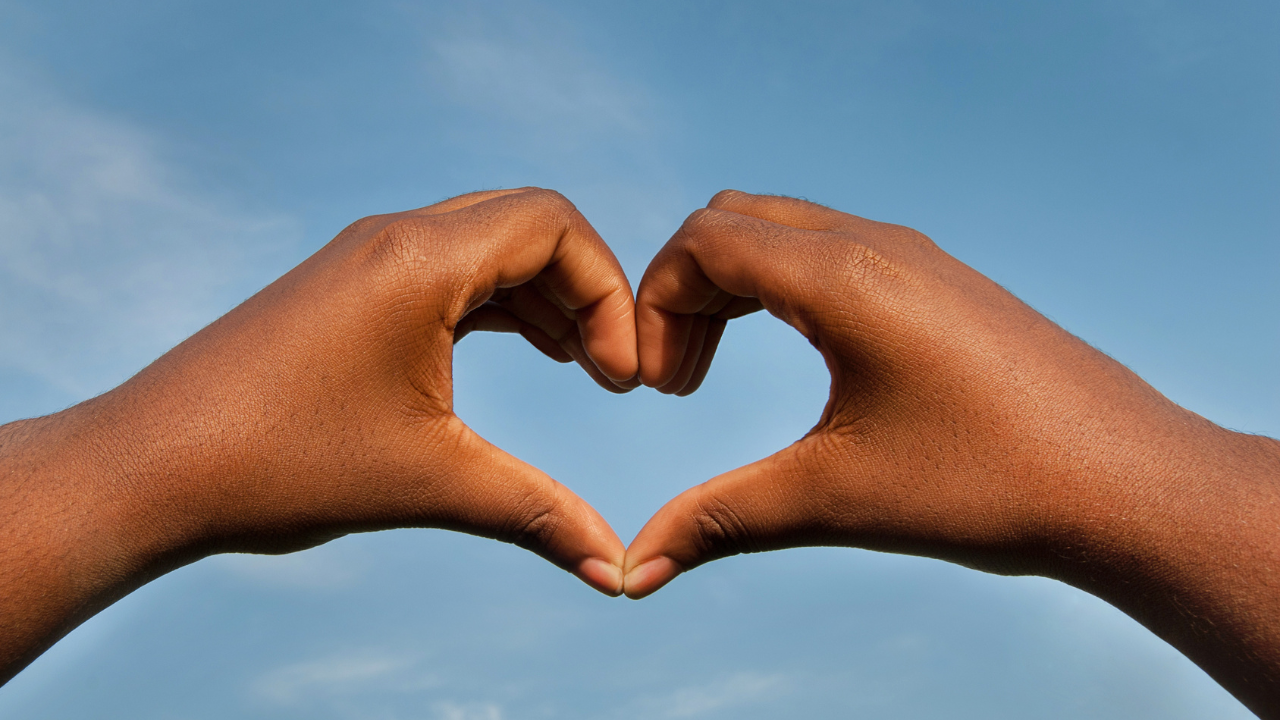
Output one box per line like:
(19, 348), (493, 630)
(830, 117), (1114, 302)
(440, 188), (639, 385)
(635, 207), (831, 389)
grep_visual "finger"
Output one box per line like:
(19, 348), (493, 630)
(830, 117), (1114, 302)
(442, 189), (639, 386)
(557, 328), (642, 393)
(708, 190), (938, 254)
(706, 189), (861, 232)
(496, 283), (576, 342)
(655, 313), (708, 395)
(674, 317), (726, 397)
(636, 208), (831, 388)
(622, 442), (828, 599)
(415, 188), (533, 216)
(667, 297), (761, 395)
(490, 281), (642, 391)
(716, 295), (766, 321)
(484, 283), (630, 389)
(458, 284), (640, 390)
(423, 422), (628, 596)
(455, 303), (573, 363)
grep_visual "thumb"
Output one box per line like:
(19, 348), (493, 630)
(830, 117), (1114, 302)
(622, 441), (831, 599)
(422, 423), (627, 596)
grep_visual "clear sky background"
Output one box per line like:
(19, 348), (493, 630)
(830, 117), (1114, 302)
(0, 1), (1276, 718)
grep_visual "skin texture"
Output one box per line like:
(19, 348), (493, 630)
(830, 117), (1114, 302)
(2, 186), (1278, 715)
(0, 188), (637, 684)
(624, 190), (1280, 717)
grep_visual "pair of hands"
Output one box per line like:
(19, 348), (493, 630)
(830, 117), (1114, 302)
(78, 185), (1099, 599)
(3, 187), (1279, 714)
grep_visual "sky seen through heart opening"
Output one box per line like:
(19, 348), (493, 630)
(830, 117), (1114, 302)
(0, 1), (1276, 718)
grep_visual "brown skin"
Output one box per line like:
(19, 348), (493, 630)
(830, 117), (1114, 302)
(624, 190), (1280, 717)
(0, 188), (637, 684)
(3, 186), (1277, 714)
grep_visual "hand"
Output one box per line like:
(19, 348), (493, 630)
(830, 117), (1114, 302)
(623, 190), (1280, 715)
(0, 188), (636, 680)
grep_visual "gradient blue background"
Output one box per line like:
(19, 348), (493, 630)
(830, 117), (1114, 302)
(1, 1), (1276, 717)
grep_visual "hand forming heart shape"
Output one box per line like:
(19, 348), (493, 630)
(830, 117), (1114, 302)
(5, 187), (1279, 714)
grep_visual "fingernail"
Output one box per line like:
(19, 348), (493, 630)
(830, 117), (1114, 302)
(577, 557), (624, 597)
(623, 556), (682, 600)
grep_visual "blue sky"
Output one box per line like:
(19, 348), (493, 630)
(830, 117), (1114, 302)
(0, 1), (1276, 717)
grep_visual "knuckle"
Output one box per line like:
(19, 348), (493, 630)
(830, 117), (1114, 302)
(709, 190), (828, 225)
(496, 488), (563, 553)
(820, 225), (939, 302)
(517, 187), (576, 218)
(688, 494), (758, 560)
(369, 216), (430, 259)
(354, 216), (464, 305)
(839, 241), (903, 282)
(887, 223), (938, 250)
(707, 188), (747, 210)
(682, 207), (717, 231)
(679, 208), (728, 247)
(507, 189), (582, 239)
(342, 213), (390, 238)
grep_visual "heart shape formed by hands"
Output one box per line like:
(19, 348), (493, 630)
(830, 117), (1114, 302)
(435, 187), (1147, 606)
(118, 183), (1194, 609)
(5, 184), (1275, 713)
(6, 185), (1275, 713)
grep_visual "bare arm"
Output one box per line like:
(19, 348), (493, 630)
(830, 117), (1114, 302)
(0, 188), (638, 684)
(623, 190), (1280, 717)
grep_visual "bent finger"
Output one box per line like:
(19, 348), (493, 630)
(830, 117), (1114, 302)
(455, 303), (573, 363)
(415, 188), (533, 216)
(705, 189), (863, 232)
(443, 189), (639, 387)
(636, 208), (833, 388)
(674, 317), (727, 397)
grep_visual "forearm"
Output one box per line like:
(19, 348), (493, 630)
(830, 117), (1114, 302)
(626, 191), (1280, 712)
(1048, 426), (1280, 717)
(0, 402), (197, 684)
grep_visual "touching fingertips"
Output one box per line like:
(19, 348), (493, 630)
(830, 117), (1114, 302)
(657, 315), (710, 394)
(578, 308), (640, 384)
(583, 327), (638, 383)
(636, 345), (671, 388)
(623, 556), (682, 600)
(611, 376), (643, 392)
(638, 312), (692, 388)
(576, 557), (625, 597)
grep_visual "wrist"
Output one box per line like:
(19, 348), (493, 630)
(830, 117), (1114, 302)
(1042, 421), (1276, 586)
(0, 399), (207, 679)
(1037, 421), (1280, 709)
(2, 395), (211, 597)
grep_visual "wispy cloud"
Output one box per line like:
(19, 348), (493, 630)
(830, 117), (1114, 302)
(423, 3), (656, 149)
(209, 543), (364, 591)
(432, 700), (505, 720)
(253, 649), (437, 706)
(252, 649), (515, 720)
(626, 671), (792, 718)
(0, 64), (300, 402)
(417, 2), (684, 268)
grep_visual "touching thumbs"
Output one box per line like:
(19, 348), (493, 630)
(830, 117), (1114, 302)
(622, 442), (829, 599)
